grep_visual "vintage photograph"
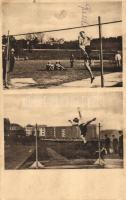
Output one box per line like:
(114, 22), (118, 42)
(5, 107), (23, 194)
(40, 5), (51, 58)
(4, 92), (123, 169)
(0, 0), (126, 199)
(2, 1), (122, 89)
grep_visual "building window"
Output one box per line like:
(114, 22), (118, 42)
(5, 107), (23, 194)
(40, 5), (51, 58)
(61, 129), (66, 138)
(40, 128), (46, 136)
(26, 129), (32, 136)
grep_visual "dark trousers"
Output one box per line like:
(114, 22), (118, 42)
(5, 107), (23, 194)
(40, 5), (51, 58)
(3, 60), (6, 81)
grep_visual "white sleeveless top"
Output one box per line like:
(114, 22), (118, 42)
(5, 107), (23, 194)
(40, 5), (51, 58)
(78, 35), (91, 47)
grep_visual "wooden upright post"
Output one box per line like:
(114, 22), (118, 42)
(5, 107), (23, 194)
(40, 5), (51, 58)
(35, 124), (38, 169)
(98, 123), (101, 165)
(6, 30), (10, 86)
(98, 16), (104, 87)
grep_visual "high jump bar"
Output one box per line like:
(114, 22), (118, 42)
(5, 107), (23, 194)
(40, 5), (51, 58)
(10, 20), (122, 37)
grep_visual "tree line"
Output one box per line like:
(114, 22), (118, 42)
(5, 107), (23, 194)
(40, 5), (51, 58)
(2, 35), (122, 54)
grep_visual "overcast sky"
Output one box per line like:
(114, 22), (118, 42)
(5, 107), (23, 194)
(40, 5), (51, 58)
(4, 92), (123, 130)
(2, 1), (122, 40)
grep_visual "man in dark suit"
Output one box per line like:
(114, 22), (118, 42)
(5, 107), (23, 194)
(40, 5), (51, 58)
(2, 45), (7, 88)
(104, 134), (111, 154)
(118, 130), (123, 158)
(9, 48), (15, 73)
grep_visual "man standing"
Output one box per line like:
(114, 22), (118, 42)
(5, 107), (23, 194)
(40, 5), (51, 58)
(2, 45), (7, 88)
(70, 54), (75, 68)
(104, 134), (111, 154)
(78, 31), (95, 83)
(115, 51), (122, 69)
(112, 135), (118, 154)
(118, 130), (123, 158)
(9, 48), (15, 73)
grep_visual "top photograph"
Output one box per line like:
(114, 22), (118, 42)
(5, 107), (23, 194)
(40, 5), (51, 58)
(2, 1), (122, 89)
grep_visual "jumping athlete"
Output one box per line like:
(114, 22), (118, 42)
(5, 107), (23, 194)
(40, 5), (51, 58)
(78, 31), (95, 83)
(68, 117), (96, 143)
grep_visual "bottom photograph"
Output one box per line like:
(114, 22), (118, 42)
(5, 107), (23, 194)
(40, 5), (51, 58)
(4, 92), (123, 169)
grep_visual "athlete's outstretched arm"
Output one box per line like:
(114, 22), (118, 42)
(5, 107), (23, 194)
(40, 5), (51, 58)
(68, 120), (73, 125)
(77, 107), (82, 120)
(83, 118), (96, 126)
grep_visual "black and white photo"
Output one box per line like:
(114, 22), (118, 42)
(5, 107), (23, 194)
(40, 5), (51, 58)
(2, 1), (122, 89)
(4, 92), (123, 169)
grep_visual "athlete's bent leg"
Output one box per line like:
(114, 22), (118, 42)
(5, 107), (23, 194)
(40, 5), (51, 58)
(80, 135), (87, 144)
(84, 60), (95, 83)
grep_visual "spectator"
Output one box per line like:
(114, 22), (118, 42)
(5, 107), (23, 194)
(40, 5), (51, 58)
(2, 45), (7, 88)
(115, 51), (122, 68)
(104, 134), (111, 154)
(118, 130), (123, 158)
(112, 135), (118, 154)
(70, 54), (75, 68)
(55, 61), (65, 70)
(46, 62), (54, 71)
(9, 48), (15, 73)
(100, 143), (107, 161)
(2, 46), (14, 88)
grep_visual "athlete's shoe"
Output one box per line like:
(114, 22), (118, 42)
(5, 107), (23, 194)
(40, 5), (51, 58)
(91, 77), (95, 84)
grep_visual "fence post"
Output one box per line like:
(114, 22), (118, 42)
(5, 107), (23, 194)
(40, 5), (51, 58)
(98, 16), (104, 87)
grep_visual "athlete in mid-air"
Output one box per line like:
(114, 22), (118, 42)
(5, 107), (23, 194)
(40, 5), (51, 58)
(68, 108), (96, 144)
(78, 31), (95, 83)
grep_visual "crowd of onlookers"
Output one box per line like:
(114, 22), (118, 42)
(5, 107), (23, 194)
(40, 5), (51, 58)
(101, 130), (123, 159)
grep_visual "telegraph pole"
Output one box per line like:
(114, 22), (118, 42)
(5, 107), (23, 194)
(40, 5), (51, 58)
(78, 1), (90, 60)
(78, 1), (90, 26)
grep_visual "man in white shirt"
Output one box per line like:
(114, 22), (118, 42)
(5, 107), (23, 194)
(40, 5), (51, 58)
(115, 51), (122, 68)
(78, 31), (95, 83)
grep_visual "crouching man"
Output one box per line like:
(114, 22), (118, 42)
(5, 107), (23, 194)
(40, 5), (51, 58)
(46, 62), (54, 71)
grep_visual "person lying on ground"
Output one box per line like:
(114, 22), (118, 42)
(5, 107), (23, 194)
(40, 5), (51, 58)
(55, 61), (65, 70)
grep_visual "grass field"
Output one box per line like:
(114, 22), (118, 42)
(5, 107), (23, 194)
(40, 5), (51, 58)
(5, 141), (123, 169)
(5, 144), (35, 169)
(5, 140), (97, 169)
(10, 59), (120, 88)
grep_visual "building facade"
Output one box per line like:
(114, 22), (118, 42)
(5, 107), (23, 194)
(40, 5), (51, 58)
(25, 124), (97, 141)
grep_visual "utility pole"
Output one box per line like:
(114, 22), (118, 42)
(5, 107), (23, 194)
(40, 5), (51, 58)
(78, 1), (90, 60)
(78, 1), (90, 26)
